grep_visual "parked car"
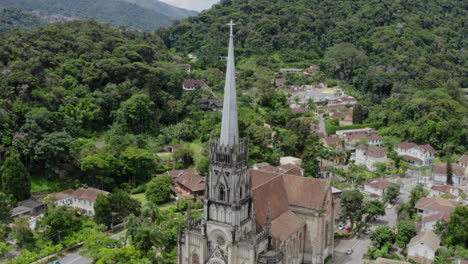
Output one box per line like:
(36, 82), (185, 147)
(338, 224), (345, 230)
(345, 227), (352, 233)
(346, 249), (354, 255)
(364, 229), (372, 235)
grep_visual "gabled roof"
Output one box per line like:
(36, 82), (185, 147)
(176, 172), (206, 192)
(422, 212), (451, 224)
(277, 164), (303, 177)
(408, 229), (441, 252)
(366, 178), (391, 190)
(398, 142), (435, 153)
(52, 189), (74, 202)
(459, 154), (468, 164)
(433, 163), (465, 177)
(183, 79), (207, 88)
(167, 168), (198, 179)
(73, 188), (108, 202)
(365, 146), (387, 158)
(415, 197), (458, 214)
(431, 185), (457, 195)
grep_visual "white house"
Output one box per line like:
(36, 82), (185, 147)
(182, 79), (208, 91)
(367, 134), (383, 146)
(355, 146), (388, 171)
(421, 212), (451, 231)
(458, 154), (468, 178)
(408, 229), (441, 264)
(432, 163), (466, 186)
(415, 197), (457, 218)
(430, 185), (459, 199)
(279, 68), (302, 74)
(364, 178), (391, 200)
(52, 188), (108, 217)
(397, 142), (435, 167)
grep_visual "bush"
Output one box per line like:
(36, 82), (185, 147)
(145, 175), (173, 205)
(131, 184), (147, 194)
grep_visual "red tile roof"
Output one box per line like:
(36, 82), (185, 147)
(399, 142), (435, 153)
(415, 197), (458, 214)
(51, 189), (74, 202)
(183, 79), (207, 89)
(271, 210), (305, 241)
(73, 188), (108, 202)
(292, 107), (310, 114)
(433, 163), (465, 177)
(459, 154), (468, 164)
(422, 212), (451, 224)
(277, 164), (303, 177)
(431, 185), (457, 195)
(366, 178), (391, 190)
(176, 172), (206, 192)
(167, 168), (198, 179)
(365, 146), (387, 158)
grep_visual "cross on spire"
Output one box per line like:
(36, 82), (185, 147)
(228, 20), (236, 36)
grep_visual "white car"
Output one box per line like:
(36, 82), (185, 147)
(386, 204), (393, 209)
(346, 249), (354, 255)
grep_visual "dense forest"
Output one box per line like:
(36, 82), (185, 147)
(163, 0), (467, 150)
(0, 0), (191, 31)
(120, 0), (198, 19)
(0, 7), (45, 32)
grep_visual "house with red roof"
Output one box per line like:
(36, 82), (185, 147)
(415, 197), (458, 218)
(430, 185), (459, 199)
(458, 154), (468, 178)
(167, 168), (206, 200)
(51, 188), (109, 216)
(182, 79), (208, 91)
(397, 142), (436, 167)
(421, 212), (451, 231)
(355, 146), (388, 171)
(408, 229), (441, 264)
(364, 178), (391, 201)
(432, 163), (466, 186)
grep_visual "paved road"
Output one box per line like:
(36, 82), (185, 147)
(53, 231), (126, 264)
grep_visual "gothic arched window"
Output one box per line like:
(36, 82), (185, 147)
(239, 186), (243, 198)
(192, 253), (199, 264)
(219, 185), (226, 201)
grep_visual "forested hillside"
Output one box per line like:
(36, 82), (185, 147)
(0, 0), (184, 31)
(120, 0), (198, 19)
(163, 0), (467, 150)
(0, 7), (45, 32)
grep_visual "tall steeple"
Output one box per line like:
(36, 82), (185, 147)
(219, 20), (239, 146)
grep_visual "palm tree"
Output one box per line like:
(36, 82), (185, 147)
(142, 202), (161, 223)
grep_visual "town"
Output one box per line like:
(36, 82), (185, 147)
(0, 0), (466, 264)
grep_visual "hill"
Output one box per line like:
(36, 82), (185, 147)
(0, 6), (45, 32)
(120, 0), (198, 19)
(162, 0), (467, 150)
(0, 0), (188, 31)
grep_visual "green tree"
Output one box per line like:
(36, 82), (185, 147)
(115, 94), (156, 135)
(364, 200), (386, 222)
(302, 135), (323, 178)
(385, 183), (400, 203)
(81, 152), (122, 190)
(439, 206), (468, 247)
(172, 147), (195, 167)
(121, 147), (157, 185)
(12, 217), (34, 247)
(341, 189), (365, 229)
(1, 154), (30, 201)
(370, 226), (395, 249)
(409, 183), (429, 208)
(107, 189), (141, 225)
(395, 220), (417, 248)
(0, 192), (13, 224)
(94, 194), (112, 228)
(40, 205), (82, 244)
(145, 175), (173, 205)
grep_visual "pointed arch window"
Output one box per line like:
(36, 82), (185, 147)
(219, 185), (226, 202)
(239, 186), (243, 198)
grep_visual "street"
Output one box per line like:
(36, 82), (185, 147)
(332, 176), (413, 264)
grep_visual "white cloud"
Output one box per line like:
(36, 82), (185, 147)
(160, 0), (220, 12)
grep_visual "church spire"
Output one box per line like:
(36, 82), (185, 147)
(219, 20), (239, 146)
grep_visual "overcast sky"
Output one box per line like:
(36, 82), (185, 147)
(160, 0), (220, 12)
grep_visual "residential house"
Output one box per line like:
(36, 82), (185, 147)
(275, 78), (286, 88)
(364, 178), (391, 201)
(396, 142), (436, 167)
(367, 134), (383, 146)
(458, 154), (468, 177)
(279, 68), (302, 74)
(321, 136), (342, 149)
(432, 163), (465, 186)
(177, 64), (191, 73)
(415, 197), (458, 218)
(430, 185), (459, 199)
(71, 188), (109, 216)
(336, 96), (357, 105)
(182, 79), (208, 91)
(336, 127), (376, 137)
(408, 229), (441, 264)
(164, 144), (183, 153)
(51, 189), (74, 206)
(355, 146), (388, 171)
(292, 107), (310, 114)
(307, 65), (320, 73)
(421, 212), (451, 231)
(169, 168), (206, 200)
(12, 199), (46, 218)
(187, 54), (198, 62)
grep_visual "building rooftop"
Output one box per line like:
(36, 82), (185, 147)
(73, 188), (108, 202)
(408, 229), (441, 252)
(366, 178), (391, 190)
(433, 163), (465, 177)
(415, 197), (458, 214)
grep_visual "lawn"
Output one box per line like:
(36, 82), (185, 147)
(130, 193), (175, 210)
(31, 177), (62, 193)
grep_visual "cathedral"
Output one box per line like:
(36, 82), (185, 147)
(177, 21), (335, 264)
